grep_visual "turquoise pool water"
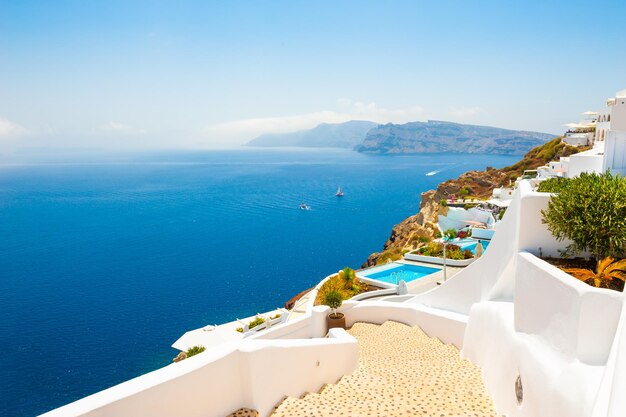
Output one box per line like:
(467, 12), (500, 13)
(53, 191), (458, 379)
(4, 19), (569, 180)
(359, 263), (441, 284)
(458, 238), (490, 254)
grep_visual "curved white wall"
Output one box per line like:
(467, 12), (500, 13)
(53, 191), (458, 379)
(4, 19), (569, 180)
(409, 181), (572, 315)
(41, 328), (358, 417)
(462, 253), (623, 417)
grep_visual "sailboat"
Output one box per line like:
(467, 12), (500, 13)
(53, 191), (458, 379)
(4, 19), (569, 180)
(335, 185), (344, 197)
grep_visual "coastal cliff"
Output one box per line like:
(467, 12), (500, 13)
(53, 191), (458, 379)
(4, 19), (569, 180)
(363, 137), (585, 266)
(355, 120), (554, 155)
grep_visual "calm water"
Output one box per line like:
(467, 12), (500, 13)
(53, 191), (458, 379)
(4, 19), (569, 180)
(0, 149), (518, 416)
(359, 262), (442, 284)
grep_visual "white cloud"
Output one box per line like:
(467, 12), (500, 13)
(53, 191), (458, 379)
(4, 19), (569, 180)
(0, 118), (27, 138)
(448, 106), (483, 118)
(99, 121), (146, 135)
(202, 100), (425, 144)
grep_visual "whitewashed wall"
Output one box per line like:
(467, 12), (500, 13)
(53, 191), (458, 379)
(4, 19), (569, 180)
(567, 150), (604, 178)
(463, 253), (623, 417)
(40, 329), (358, 417)
(603, 131), (626, 176)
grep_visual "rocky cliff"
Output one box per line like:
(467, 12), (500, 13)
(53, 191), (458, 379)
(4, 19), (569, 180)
(363, 137), (585, 266)
(355, 120), (554, 155)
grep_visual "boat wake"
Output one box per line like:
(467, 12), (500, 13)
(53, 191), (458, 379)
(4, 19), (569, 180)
(425, 170), (440, 176)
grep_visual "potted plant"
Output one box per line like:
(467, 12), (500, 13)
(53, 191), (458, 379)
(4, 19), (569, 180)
(324, 289), (345, 329)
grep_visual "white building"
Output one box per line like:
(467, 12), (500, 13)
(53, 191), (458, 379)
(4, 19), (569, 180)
(596, 89), (626, 142)
(563, 111), (597, 147)
(603, 130), (626, 176)
(545, 88), (626, 179)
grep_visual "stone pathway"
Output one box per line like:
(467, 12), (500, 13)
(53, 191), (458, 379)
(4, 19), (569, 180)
(270, 321), (501, 417)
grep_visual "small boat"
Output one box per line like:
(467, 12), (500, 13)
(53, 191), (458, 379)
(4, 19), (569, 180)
(299, 203), (311, 210)
(335, 185), (344, 197)
(426, 170), (440, 176)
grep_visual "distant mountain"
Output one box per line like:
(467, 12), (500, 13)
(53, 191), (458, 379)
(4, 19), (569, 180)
(354, 120), (555, 155)
(246, 120), (378, 148)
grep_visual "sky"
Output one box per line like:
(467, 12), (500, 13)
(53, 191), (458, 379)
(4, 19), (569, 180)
(0, 0), (625, 152)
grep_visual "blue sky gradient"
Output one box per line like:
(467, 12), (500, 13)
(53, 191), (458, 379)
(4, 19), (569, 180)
(1, 0), (625, 150)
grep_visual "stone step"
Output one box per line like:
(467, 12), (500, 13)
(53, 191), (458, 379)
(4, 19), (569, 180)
(270, 320), (501, 417)
(346, 321), (379, 337)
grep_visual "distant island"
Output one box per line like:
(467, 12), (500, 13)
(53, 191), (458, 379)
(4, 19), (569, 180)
(245, 120), (377, 148)
(355, 120), (555, 155)
(246, 119), (555, 155)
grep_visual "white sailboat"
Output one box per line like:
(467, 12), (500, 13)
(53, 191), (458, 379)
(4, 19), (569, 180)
(335, 185), (344, 197)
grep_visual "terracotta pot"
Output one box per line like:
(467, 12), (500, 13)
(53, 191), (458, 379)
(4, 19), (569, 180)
(327, 312), (346, 330)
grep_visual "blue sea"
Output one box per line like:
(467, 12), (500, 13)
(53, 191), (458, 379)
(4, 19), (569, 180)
(0, 149), (518, 416)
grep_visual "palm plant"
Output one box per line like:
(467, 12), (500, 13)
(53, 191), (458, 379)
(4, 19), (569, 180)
(563, 257), (626, 288)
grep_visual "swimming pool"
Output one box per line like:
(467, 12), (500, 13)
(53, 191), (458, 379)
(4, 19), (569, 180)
(457, 238), (490, 254)
(358, 262), (441, 285)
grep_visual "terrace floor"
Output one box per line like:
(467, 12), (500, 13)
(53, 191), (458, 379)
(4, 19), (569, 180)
(269, 321), (500, 417)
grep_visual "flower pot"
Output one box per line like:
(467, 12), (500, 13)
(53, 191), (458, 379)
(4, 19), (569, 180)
(327, 312), (346, 330)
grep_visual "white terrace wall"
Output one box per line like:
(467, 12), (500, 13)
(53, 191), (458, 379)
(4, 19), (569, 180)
(603, 131), (626, 176)
(409, 181), (567, 315)
(463, 253), (623, 417)
(341, 300), (467, 348)
(594, 288), (626, 417)
(41, 329), (358, 417)
(568, 150), (604, 178)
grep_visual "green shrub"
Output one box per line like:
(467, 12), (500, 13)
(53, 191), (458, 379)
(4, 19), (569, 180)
(537, 177), (571, 193)
(498, 209), (506, 220)
(542, 171), (626, 260)
(323, 290), (343, 318)
(324, 290), (342, 309)
(315, 269), (368, 305)
(186, 345), (205, 358)
(340, 267), (355, 285)
(339, 267), (361, 292)
(248, 316), (265, 329)
(376, 248), (404, 265)
(418, 236), (430, 243)
(418, 242), (465, 259)
(446, 248), (464, 259)
(440, 199), (448, 207)
(434, 230), (442, 238)
(444, 228), (457, 240)
(458, 187), (470, 196)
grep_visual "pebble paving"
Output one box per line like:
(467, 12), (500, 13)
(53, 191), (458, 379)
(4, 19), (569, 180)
(272, 321), (498, 417)
(268, 321), (501, 417)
